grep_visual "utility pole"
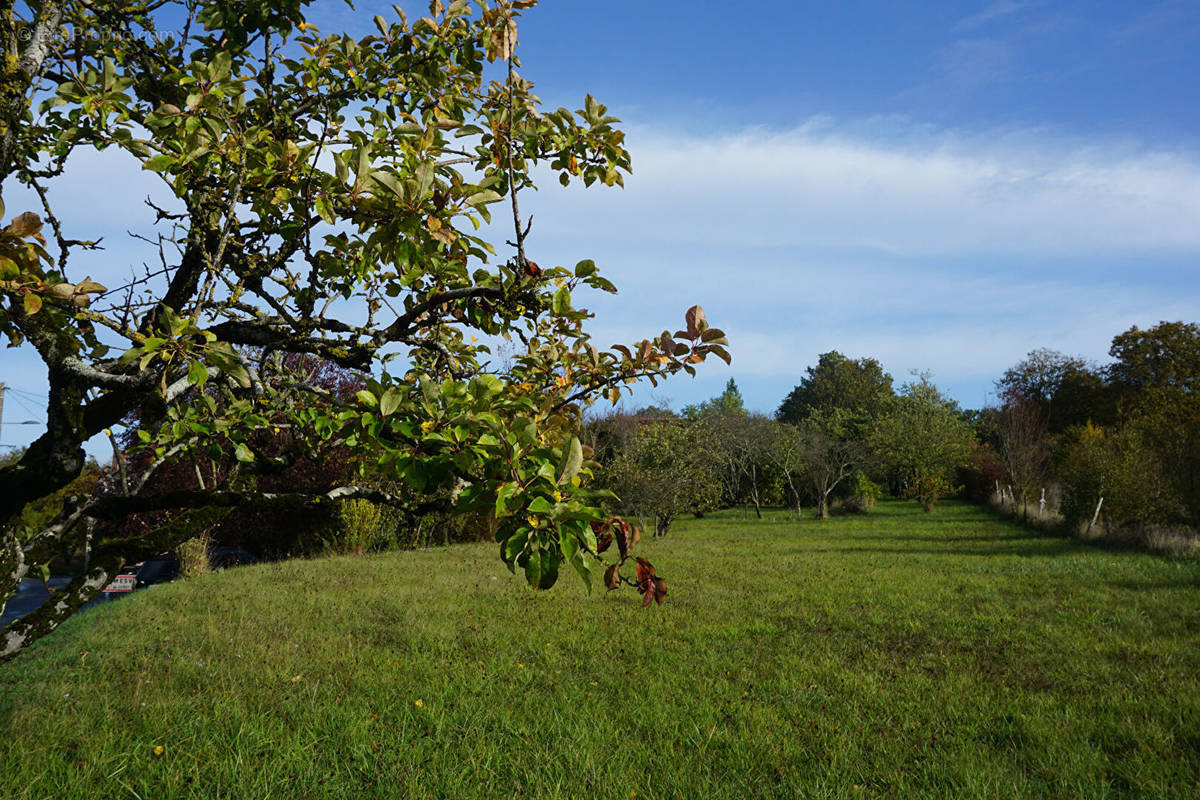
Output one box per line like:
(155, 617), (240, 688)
(0, 382), (6, 432)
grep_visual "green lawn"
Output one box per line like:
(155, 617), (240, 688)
(2, 499), (1198, 799)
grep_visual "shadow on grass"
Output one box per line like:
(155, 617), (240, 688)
(1107, 576), (1200, 592)
(817, 542), (1081, 559)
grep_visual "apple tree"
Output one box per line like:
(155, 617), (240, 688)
(0, 0), (729, 659)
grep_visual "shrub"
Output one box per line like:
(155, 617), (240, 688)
(844, 471), (882, 513)
(333, 499), (396, 556)
(1058, 423), (1179, 532)
(177, 534), (211, 579)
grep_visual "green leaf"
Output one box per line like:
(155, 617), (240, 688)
(537, 548), (560, 590)
(527, 496), (554, 513)
(211, 50), (233, 82)
(574, 259), (597, 278)
(356, 390), (378, 408)
(552, 287), (570, 315)
(415, 162), (435, 199)
(22, 293), (41, 315)
(464, 189), (502, 206)
(503, 529), (528, 563)
(223, 362), (251, 389)
(379, 387), (402, 417)
(234, 443), (254, 462)
(520, 545), (560, 590)
(495, 482), (520, 517)
(557, 436), (583, 485)
(187, 360), (208, 387)
(144, 154), (176, 172)
(314, 195), (335, 224)
(569, 546), (591, 588)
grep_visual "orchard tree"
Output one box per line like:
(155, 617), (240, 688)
(997, 348), (1110, 432)
(0, 1), (729, 659)
(777, 351), (893, 428)
(764, 420), (806, 518)
(870, 377), (975, 512)
(710, 411), (775, 519)
(796, 409), (862, 519)
(603, 418), (720, 537)
(686, 383), (773, 518)
(1107, 321), (1200, 524)
(995, 395), (1050, 518)
(1108, 321), (1200, 393)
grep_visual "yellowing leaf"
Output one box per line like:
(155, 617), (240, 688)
(5, 212), (42, 238)
(76, 277), (107, 294)
(557, 435), (583, 484)
(488, 13), (518, 61)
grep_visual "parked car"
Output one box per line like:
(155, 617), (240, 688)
(135, 547), (258, 588)
(134, 553), (179, 588)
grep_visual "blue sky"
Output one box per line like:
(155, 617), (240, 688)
(2, 0), (1199, 452)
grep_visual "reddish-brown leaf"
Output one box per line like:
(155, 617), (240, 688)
(635, 557), (655, 583)
(604, 564), (621, 591)
(614, 520), (629, 561)
(5, 212), (42, 238)
(596, 532), (612, 553)
(652, 577), (668, 604)
(684, 305), (706, 339)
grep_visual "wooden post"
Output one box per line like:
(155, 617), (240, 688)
(1085, 496), (1104, 537)
(1038, 487), (1045, 519)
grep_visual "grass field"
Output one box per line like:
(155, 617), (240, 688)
(2, 499), (1198, 799)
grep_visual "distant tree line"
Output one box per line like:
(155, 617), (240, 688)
(22, 322), (1191, 575)
(585, 354), (975, 534)
(982, 321), (1200, 537)
(586, 321), (1200, 546)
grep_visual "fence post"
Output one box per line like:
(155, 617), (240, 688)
(1085, 496), (1104, 537)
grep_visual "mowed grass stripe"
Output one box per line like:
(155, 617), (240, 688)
(1, 499), (1197, 799)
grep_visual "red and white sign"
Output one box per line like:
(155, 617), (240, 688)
(104, 574), (136, 593)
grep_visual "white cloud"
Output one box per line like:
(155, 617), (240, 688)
(509, 119), (1200, 413)
(525, 121), (1200, 257)
(4, 116), (1198, 428)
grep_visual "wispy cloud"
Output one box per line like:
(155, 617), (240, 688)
(527, 121), (1200, 258)
(4, 118), (1198, 430)
(955, 1), (1030, 32)
(939, 38), (1014, 90)
(517, 119), (1200, 412)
